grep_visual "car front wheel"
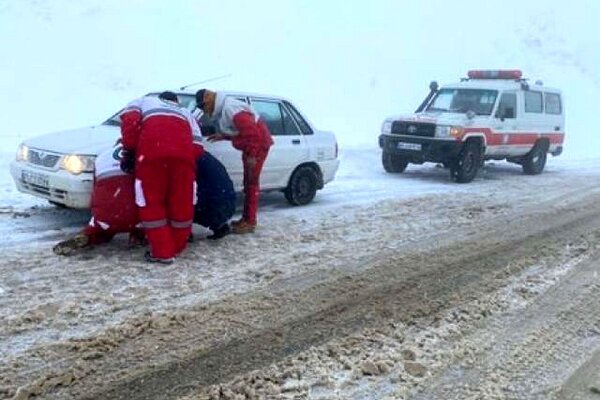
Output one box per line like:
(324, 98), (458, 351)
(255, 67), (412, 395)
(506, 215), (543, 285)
(451, 141), (481, 183)
(382, 151), (409, 173)
(284, 166), (318, 206)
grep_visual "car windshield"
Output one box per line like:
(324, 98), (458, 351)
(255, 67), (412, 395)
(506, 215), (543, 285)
(102, 93), (197, 126)
(426, 88), (498, 116)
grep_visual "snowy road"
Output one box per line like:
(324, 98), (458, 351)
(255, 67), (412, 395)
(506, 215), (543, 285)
(1, 149), (600, 399)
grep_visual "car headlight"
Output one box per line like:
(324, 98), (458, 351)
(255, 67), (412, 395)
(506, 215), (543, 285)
(435, 125), (463, 138)
(60, 155), (96, 175)
(16, 143), (29, 162)
(381, 121), (392, 134)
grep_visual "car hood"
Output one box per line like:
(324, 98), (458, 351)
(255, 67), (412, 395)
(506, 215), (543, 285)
(384, 112), (473, 126)
(23, 125), (120, 155)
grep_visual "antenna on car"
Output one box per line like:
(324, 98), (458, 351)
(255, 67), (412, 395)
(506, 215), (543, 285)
(179, 74), (233, 90)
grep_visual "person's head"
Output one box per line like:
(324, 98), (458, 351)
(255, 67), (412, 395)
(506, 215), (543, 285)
(159, 91), (178, 103)
(195, 89), (217, 116)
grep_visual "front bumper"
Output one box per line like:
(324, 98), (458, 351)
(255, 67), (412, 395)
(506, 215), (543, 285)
(10, 160), (93, 208)
(378, 134), (462, 163)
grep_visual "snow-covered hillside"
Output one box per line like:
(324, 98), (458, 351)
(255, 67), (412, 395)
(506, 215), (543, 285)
(0, 0), (599, 156)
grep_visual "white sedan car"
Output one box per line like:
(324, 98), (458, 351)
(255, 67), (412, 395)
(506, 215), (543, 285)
(10, 91), (339, 208)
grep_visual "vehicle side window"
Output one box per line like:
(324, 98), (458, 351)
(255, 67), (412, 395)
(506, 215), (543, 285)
(284, 101), (314, 135)
(177, 94), (196, 111)
(496, 92), (517, 119)
(280, 104), (302, 135)
(251, 100), (288, 136)
(524, 91), (543, 113)
(545, 93), (562, 115)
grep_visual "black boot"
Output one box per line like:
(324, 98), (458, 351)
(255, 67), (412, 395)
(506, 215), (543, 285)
(207, 224), (231, 240)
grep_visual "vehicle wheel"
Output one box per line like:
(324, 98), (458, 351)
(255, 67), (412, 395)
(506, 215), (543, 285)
(284, 166), (318, 206)
(522, 142), (548, 175)
(382, 151), (408, 173)
(450, 141), (481, 183)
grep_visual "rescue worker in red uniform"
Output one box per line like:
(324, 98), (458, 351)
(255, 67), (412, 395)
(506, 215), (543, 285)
(120, 91), (203, 263)
(195, 89), (273, 234)
(53, 144), (143, 255)
(53, 145), (235, 256)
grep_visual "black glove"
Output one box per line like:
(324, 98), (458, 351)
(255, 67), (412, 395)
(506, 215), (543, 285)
(120, 149), (135, 174)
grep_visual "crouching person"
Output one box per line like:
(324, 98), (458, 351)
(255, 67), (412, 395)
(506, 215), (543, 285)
(194, 151), (236, 239)
(53, 145), (142, 256)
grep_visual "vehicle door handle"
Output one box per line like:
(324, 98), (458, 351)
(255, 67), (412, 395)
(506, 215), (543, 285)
(292, 139), (301, 145)
(554, 126), (561, 131)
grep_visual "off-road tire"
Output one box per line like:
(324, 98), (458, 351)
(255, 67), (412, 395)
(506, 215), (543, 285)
(382, 151), (409, 173)
(451, 141), (481, 183)
(522, 142), (548, 175)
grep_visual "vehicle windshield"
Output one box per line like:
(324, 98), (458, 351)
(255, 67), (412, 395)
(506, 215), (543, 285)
(426, 88), (498, 116)
(102, 93), (197, 126)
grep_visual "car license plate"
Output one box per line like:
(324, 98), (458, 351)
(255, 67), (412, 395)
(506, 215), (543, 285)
(397, 142), (421, 151)
(22, 171), (49, 188)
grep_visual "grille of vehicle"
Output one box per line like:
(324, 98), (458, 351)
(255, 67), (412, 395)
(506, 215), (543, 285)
(391, 121), (436, 137)
(28, 149), (61, 168)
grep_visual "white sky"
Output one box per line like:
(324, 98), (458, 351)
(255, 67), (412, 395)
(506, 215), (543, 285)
(0, 0), (598, 157)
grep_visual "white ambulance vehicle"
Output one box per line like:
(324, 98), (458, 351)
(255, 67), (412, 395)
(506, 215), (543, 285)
(379, 70), (565, 182)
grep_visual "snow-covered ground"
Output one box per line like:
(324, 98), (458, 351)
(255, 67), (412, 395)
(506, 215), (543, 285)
(2, 149), (600, 399)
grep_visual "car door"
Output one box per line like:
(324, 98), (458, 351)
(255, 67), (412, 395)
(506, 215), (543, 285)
(521, 90), (545, 145)
(543, 91), (564, 134)
(249, 97), (308, 189)
(491, 91), (519, 156)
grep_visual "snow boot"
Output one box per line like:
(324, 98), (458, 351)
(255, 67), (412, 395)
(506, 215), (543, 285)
(230, 218), (245, 228)
(232, 220), (256, 234)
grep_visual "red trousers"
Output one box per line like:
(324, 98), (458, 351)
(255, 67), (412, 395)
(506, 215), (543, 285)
(242, 147), (270, 225)
(135, 158), (195, 259)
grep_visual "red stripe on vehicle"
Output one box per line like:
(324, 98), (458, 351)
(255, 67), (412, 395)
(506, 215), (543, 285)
(463, 128), (564, 146)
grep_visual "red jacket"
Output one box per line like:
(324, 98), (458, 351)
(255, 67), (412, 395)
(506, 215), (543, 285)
(120, 96), (204, 165)
(89, 146), (138, 232)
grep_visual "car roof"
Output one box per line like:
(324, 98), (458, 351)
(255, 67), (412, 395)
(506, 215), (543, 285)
(165, 89), (293, 102)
